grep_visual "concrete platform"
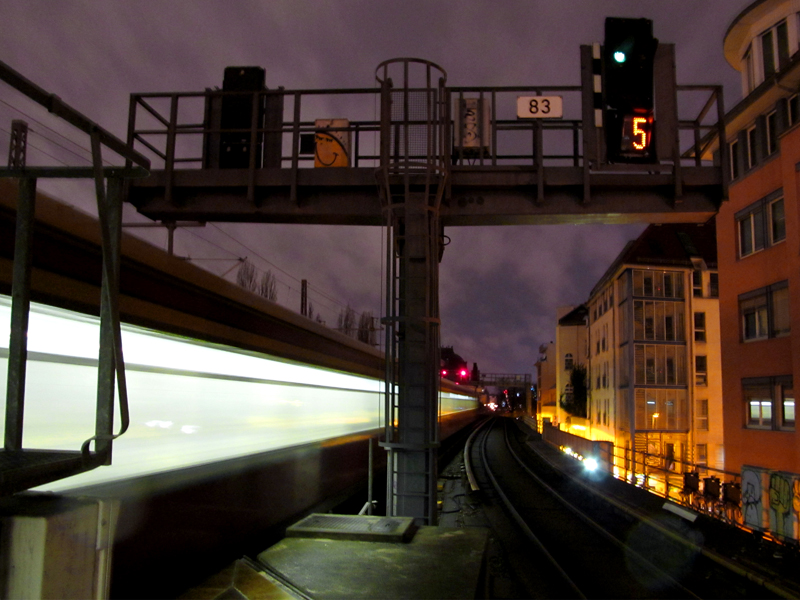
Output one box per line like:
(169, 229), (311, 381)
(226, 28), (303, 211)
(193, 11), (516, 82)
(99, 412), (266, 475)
(256, 524), (488, 599)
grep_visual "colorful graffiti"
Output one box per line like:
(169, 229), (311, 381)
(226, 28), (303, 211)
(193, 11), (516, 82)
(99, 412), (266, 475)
(742, 465), (800, 541)
(314, 119), (350, 168)
(768, 472), (799, 540)
(741, 467), (763, 529)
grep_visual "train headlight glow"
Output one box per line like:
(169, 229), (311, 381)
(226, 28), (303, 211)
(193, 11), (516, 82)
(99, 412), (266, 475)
(583, 457), (599, 472)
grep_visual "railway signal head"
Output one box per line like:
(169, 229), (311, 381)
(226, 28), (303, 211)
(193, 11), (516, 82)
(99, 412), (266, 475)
(603, 16), (658, 163)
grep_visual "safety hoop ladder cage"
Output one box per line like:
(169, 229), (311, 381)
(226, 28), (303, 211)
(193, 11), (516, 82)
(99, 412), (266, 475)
(375, 58), (449, 524)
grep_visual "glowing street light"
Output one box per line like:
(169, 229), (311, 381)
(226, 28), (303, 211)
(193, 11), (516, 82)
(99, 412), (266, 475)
(651, 412), (660, 429)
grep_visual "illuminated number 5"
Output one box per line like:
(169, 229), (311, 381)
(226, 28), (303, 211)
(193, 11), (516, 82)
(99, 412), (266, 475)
(632, 117), (648, 150)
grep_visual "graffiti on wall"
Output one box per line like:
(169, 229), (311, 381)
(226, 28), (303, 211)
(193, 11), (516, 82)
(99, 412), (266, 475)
(768, 472), (800, 540)
(741, 467), (763, 529)
(314, 119), (350, 168)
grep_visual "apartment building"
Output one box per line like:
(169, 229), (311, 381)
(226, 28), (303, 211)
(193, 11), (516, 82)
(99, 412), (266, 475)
(555, 305), (589, 431)
(535, 341), (557, 426)
(713, 0), (800, 474)
(555, 223), (723, 472)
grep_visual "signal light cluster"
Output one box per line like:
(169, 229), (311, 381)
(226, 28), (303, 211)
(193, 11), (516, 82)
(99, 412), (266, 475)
(603, 17), (658, 163)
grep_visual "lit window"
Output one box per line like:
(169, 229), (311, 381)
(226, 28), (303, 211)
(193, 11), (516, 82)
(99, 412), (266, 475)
(739, 281), (790, 341)
(767, 111), (777, 155)
(737, 191), (784, 258)
(744, 376), (794, 430)
(697, 443), (708, 465)
(694, 312), (706, 342)
(697, 398), (709, 431)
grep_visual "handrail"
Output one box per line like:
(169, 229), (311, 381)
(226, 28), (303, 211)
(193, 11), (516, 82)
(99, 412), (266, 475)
(0, 59), (150, 171)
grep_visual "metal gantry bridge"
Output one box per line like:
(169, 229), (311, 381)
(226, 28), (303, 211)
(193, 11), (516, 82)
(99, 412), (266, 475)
(2, 44), (725, 524)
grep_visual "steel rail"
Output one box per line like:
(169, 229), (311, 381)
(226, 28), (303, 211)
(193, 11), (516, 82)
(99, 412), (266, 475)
(500, 420), (701, 600)
(478, 418), (586, 599)
(462, 417), (490, 492)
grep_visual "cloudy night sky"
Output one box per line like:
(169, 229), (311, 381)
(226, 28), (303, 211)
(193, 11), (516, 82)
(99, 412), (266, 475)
(0, 1), (751, 376)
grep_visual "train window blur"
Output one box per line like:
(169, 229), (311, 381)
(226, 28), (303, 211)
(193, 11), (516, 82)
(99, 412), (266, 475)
(1, 295), (476, 491)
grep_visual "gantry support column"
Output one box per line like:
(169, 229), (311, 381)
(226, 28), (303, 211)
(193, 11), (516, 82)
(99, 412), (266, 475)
(377, 58), (448, 525)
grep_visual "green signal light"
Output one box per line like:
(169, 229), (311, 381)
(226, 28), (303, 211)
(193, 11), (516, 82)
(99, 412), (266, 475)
(613, 51), (626, 63)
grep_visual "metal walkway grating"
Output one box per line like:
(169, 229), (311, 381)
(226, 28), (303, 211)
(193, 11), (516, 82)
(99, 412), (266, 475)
(287, 513), (415, 542)
(0, 450), (94, 496)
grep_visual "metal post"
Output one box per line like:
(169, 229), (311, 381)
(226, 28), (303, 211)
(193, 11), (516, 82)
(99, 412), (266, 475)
(95, 178), (123, 463)
(4, 177), (36, 451)
(8, 120), (28, 168)
(367, 437), (374, 515)
(300, 279), (308, 317)
(376, 59), (447, 525)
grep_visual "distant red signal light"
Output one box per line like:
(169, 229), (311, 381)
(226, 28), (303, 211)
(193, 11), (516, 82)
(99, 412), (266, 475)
(441, 370), (448, 377)
(459, 369), (468, 378)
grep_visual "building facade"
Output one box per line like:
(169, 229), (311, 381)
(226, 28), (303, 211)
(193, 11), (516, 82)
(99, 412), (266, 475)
(715, 0), (800, 474)
(556, 223), (724, 473)
(555, 305), (589, 430)
(535, 341), (557, 426)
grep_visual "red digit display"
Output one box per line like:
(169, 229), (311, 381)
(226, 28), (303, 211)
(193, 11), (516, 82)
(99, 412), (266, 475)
(620, 112), (653, 154)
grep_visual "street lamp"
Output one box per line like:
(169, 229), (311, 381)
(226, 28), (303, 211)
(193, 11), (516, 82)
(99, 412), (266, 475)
(651, 412), (660, 429)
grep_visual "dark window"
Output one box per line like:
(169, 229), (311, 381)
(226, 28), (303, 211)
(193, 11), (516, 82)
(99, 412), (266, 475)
(730, 140), (740, 179)
(763, 28), (776, 78)
(709, 273), (719, 298)
(745, 44), (755, 92)
(771, 198), (786, 243)
(739, 281), (790, 341)
(777, 20), (790, 69)
(564, 353), (573, 371)
(747, 126), (757, 169)
(694, 312), (706, 342)
(695, 355), (707, 386)
(738, 192), (784, 257)
(767, 111), (777, 155)
(693, 271), (703, 297)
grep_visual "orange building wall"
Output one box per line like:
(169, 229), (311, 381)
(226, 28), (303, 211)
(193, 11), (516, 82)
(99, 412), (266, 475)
(716, 123), (800, 474)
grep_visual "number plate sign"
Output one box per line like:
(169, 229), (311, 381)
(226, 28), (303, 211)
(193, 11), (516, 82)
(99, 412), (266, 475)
(517, 96), (563, 119)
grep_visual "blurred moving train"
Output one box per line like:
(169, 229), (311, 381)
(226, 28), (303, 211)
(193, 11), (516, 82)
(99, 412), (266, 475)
(0, 180), (480, 597)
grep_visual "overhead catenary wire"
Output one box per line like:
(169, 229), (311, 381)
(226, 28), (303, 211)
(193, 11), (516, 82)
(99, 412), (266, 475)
(0, 126), (70, 166)
(178, 222), (370, 322)
(0, 98), (376, 327)
(0, 97), (114, 165)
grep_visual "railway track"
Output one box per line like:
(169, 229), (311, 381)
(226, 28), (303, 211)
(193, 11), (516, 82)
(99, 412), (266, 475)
(465, 417), (790, 599)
